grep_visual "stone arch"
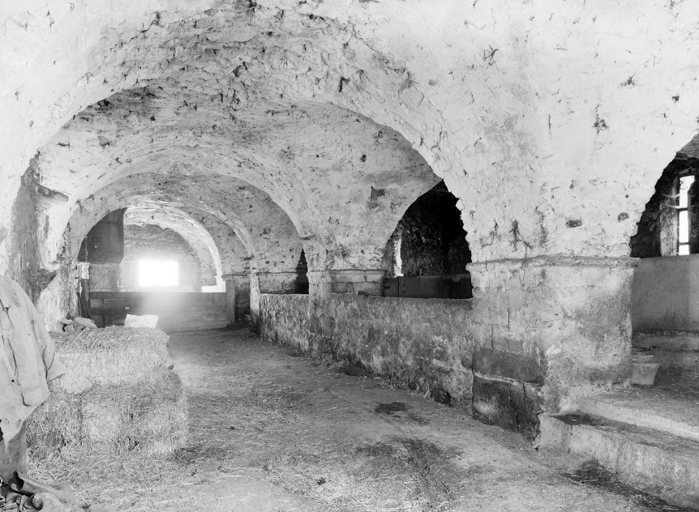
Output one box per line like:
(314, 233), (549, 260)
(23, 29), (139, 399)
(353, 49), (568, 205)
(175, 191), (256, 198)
(36, 95), (439, 275)
(56, 174), (303, 277)
(123, 205), (225, 290)
(1, 0), (596, 269)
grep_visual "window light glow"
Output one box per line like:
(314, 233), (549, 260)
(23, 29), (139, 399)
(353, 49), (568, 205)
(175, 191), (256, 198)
(679, 176), (694, 208)
(678, 176), (695, 255)
(138, 260), (178, 287)
(394, 235), (403, 277)
(679, 210), (689, 244)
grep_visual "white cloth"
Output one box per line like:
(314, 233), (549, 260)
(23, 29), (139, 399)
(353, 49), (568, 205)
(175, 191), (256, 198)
(124, 314), (159, 329)
(0, 275), (64, 442)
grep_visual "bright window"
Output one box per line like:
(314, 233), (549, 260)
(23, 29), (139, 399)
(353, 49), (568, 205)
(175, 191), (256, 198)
(678, 176), (694, 255)
(138, 260), (178, 287)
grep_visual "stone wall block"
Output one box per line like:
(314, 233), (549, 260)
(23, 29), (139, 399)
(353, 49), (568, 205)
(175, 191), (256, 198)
(261, 292), (475, 408)
(473, 347), (545, 386)
(472, 376), (519, 431)
(472, 375), (543, 438)
(469, 257), (637, 412)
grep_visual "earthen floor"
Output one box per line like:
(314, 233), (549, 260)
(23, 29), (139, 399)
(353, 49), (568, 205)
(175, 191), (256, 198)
(33, 326), (681, 511)
(161, 326), (670, 512)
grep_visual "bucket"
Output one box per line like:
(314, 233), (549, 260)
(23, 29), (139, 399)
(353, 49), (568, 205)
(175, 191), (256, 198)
(631, 349), (660, 386)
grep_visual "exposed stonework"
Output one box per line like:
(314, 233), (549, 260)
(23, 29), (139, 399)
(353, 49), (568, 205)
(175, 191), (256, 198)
(260, 293), (543, 437)
(383, 181), (471, 277)
(468, 257), (637, 412)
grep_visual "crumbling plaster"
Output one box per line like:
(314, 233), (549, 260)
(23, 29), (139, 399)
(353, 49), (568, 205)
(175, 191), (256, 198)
(35, 93), (438, 272)
(3, 1), (699, 269)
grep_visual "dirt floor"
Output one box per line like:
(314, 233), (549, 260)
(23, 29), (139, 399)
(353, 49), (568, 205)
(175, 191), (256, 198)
(28, 326), (689, 511)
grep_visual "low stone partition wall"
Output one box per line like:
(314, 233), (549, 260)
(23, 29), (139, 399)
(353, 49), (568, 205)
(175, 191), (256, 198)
(259, 294), (311, 350)
(261, 293), (545, 437)
(261, 293), (477, 404)
(264, 293), (549, 436)
(326, 296), (475, 406)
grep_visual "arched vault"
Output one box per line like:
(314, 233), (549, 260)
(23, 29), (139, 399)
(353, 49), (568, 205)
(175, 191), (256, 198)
(124, 205), (224, 286)
(37, 97), (439, 272)
(56, 173), (304, 275)
(5, 1), (699, 270)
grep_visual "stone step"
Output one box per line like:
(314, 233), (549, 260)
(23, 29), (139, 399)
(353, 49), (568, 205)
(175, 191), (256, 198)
(633, 332), (699, 379)
(633, 331), (699, 352)
(577, 381), (699, 444)
(539, 413), (699, 509)
(652, 350), (699, 379)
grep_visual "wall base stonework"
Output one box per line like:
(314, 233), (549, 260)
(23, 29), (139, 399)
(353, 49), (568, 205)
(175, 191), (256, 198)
(260, 256), (637, 439)
(223, 274), (250, 324)
(261, 293), (543, 437)
(469, 256), (637, 415)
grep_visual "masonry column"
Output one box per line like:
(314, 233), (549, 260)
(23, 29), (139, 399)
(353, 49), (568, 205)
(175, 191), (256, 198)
(466, 256), (637, 437)
(329, 270), (385, 295)
(250, 271), (298, 331)
(307, 269), (385, 313)
(304, 268), (386, 354)
(222, 273), (250, 324)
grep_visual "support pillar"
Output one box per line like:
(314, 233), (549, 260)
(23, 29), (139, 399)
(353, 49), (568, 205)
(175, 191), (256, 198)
(466, 256), (638, 436)
(222, 273), (250, 325)
(306, 269), (385, 313)
(256, 271), (299, 294)
(329, 270), (385, 295)
(249, 271), (299, 331)
(304, 269), (386, 355)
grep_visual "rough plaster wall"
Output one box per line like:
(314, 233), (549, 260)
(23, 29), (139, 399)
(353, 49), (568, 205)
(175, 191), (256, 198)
(3, 1), (699, 271)
(35, 96), (437, 272)
(468, 258), (635, 411)
(124, 223), (199, 261)
(36, 259), (76, 331)
(7, 158), (42, 297)
(174, 207), (250, 277)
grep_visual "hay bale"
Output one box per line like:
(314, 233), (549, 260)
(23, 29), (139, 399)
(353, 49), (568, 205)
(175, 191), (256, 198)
(50, 327), (170, 394)
(26, 386), (83, 458)
(82, 369), (187, 456)
(82, 400), (121, 446)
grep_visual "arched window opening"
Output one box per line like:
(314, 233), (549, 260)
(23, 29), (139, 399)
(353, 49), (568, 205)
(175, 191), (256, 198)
(382, 181), (472, 299)
(294, 250), (309, 294)
(631, 155), (699, 258)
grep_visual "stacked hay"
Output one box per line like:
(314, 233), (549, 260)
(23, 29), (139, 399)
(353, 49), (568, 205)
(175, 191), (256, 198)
(82, 369), (187, 456)
(27, 327), (187, 458)
(50, 327), (171, 393)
